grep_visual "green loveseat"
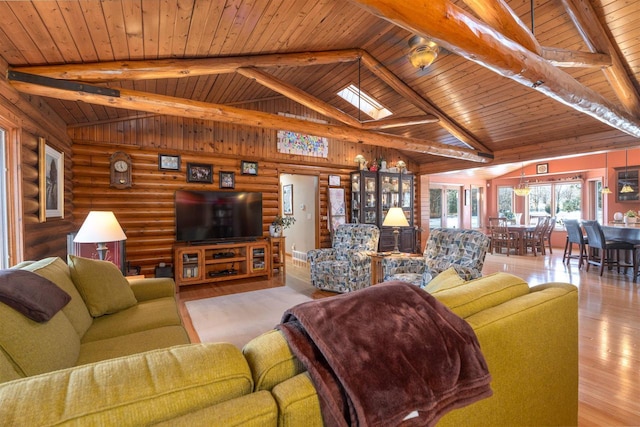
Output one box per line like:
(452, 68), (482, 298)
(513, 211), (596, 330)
(0, 270), (578, 426)
(0, 256), (190, 383)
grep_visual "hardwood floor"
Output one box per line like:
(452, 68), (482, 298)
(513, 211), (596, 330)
(177, 251), (640, 425)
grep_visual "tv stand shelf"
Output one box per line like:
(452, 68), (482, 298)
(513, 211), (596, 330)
(174, 240), (271, 288)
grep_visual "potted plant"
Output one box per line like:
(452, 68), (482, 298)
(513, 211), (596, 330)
(270, 215), (296, 237)
(624, 210), (637, 224)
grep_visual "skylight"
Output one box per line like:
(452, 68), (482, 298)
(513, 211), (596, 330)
(337, 85), (392, 120)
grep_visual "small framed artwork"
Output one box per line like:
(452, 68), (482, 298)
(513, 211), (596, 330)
(329, 174), (341, 186)
(536, 163), (548, 174)
(283, 184), (293, 215)
(241, 160), (258, 175)
(158, 154), (180, 171)
(186, 163), (213, 183)
(219, 171), (235, 189)
(39, 137), (64, 222)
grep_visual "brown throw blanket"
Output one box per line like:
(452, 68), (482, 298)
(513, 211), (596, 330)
(277, 281), (492, 427)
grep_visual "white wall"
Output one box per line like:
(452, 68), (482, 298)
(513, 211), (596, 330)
(280, 174), (317, 255)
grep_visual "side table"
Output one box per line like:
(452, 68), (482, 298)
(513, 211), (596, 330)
(370, 252), (421, 285)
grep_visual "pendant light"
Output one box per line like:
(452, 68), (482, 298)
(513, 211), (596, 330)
(514, 163), (531, 197)
(620, 150), (634, 193)
(601, 152), (612, 194)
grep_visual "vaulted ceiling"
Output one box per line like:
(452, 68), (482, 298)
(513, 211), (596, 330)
(1, 0), (639, 174)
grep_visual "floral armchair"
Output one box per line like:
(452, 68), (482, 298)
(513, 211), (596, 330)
(382, 228), (490, 288)
(307, 224), (380, 293)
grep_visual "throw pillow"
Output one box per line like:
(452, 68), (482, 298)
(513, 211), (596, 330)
(68, 255), (137, 317)
(423, 267), (464, 294)
(0, 269), (71, 322)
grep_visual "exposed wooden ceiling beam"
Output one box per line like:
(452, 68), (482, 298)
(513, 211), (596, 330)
(361, 115), (439, 130)
(349, 0), (640, 139)
(12, 49), (490, 155)
(419, 129), (638, 175)
(541, 47), (611, 68)
(559, 0), (640, 117)
(358, 51), (491, 153)
(462, 0), (541, 54)
(8, 76), (492, 163)
(13, 50), (364, 82)
(236, 67), (362, 129)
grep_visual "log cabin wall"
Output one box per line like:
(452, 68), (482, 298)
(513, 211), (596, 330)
(69, 97), (419, 276)
(0, 58), (75, 264)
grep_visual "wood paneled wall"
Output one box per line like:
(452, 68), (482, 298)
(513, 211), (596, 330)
(0, 57), (75, 264)
(21, 131), (75, 260)
(70, 98), (418, 276)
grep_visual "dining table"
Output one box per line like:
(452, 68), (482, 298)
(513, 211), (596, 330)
(602, 222), (640, 243)
(506, 224), (536, 255)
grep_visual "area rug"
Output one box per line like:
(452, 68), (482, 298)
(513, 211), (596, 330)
(185, 286), (313, 348)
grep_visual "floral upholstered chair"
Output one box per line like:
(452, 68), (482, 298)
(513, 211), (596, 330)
(381, 228), (490, 288)
(307, 224), (380, 293)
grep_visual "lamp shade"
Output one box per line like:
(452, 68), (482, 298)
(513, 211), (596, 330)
(383, 207), (409, 227)
(74, 211), (127, 243)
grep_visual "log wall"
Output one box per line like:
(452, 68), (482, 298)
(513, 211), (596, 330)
(70, 97), (420, 276)
(0, 56), (75, 264)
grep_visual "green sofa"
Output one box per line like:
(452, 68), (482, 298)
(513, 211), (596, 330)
(0, 268), (578, 426)
(0, 256), (190, 383)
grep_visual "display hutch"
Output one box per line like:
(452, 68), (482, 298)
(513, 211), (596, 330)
(174, 240), (271, 288)
(350, 170), (416, 253)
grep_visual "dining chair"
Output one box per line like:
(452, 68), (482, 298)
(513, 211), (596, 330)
(489, 219), (517, 256)
(562, 219), (588, 268)
(542, 217), (556, 254)
(524, 217), (548, 256)
(582, 220), (635, 276)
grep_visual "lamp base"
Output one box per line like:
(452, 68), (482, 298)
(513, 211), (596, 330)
(392, 227), (401, 254)
(96, 242), (108, 260)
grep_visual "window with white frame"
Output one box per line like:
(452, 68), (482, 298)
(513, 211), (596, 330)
(528, 181), (582, 226)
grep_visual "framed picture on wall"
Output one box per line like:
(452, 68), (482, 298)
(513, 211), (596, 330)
(186, 163), (213, 183)
(283, 184), (293, 215)
(329, 175), (341, 186)
(241, 160), (258, 175)
(158, 154), (181, 171)
(219, 171), (235, 189)
(39, 137), (64, 222)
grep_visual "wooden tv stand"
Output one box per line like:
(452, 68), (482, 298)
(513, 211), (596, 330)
(174, 240), (271, 288)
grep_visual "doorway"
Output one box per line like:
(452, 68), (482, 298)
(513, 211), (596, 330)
(278, 174), (318, 258)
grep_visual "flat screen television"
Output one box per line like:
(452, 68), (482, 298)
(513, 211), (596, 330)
(175, 190), (263, 243)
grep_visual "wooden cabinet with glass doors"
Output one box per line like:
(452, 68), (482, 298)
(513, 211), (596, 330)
(351, 171), (416, 253)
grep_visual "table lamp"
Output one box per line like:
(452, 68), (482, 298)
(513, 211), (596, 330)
(382, 207), (409, 254)
(74, 211), (127, 260)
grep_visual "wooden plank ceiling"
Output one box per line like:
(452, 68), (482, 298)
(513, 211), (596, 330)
(1, 0), (639, 172)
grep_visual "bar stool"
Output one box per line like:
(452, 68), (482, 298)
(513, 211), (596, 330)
(563, 219), (588, 268)
(582, 220), (635, 276)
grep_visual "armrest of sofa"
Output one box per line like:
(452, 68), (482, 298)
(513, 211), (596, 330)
(0, 343), (254, 426)
(128, 277), (176, 301)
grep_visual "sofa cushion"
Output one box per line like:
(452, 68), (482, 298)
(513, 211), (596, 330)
(68, 255), (137, 317)
(19, 257), (93, 337)
(0, 269), (71, 322)
(76, 326), (190, 366)
(153, 391), (278, 427)
(433, 272), (530, 319)
(81, 297), (183, 342)
(0, 299), (80, 380)
(0, 343), (254, 426)
(423, 267), (464, 294)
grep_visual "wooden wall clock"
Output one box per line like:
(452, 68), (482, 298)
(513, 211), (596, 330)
(110, 151), (132, 189)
